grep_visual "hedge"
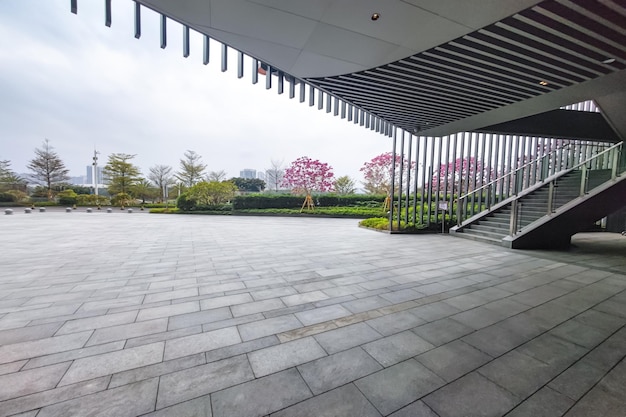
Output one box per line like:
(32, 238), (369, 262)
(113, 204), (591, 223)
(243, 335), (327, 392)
(232, 194), (387, 210)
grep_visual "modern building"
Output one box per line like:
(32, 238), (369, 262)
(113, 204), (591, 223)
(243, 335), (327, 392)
(239, 169), (257, 179)
(85, 165), (104, 186)
(73, 0), (625, 249)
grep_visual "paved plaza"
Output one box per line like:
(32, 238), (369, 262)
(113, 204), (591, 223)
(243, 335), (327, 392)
(0, 210), (624, 416)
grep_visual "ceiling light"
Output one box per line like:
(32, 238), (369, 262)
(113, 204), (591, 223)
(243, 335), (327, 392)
(603, 58), (616, 64)
(371, 13), (380, 21)
(539, 81), (549, 86)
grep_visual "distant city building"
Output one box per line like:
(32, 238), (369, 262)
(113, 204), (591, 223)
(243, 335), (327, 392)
(86, 166), (104, 185)
(69, 176), (85, 185)
(256, 171), (265, 181)
(240, 169), (256, 179)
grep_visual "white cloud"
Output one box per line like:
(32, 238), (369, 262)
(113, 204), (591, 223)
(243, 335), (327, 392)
(0, 0), (390, 184)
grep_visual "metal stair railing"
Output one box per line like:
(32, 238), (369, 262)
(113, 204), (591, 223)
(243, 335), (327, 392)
(456, 141), (622, 229)
(510, 141), (624, 235)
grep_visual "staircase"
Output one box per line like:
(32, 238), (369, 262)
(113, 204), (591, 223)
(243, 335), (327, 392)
(450, 142), (625, 249)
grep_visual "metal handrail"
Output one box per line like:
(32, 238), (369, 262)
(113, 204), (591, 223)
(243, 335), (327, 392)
(457, 142), (576, 202)
(456, 141), (623, 227)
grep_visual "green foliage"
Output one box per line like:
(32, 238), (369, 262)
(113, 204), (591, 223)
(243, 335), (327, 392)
(111, 192), (133, 207)
(103, 153), (142, 196)
(230, 177), (266, 192)
(176, 194), (194, 211)
(359, 217), (428, 232)
(187, 181), (237, 207)
(232, 194), (386, 210)
(333, 176), (356, 195)
(27, 139), (70, 199)
(235, 206), (383, 217)
(57, 189), (78, 206)
(176, 150), (206, 187)
(75, 194), (109, 206)
(148, 208), (180, 214)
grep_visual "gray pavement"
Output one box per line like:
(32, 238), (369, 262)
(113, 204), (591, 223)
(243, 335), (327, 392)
(0, 210), (624, 416)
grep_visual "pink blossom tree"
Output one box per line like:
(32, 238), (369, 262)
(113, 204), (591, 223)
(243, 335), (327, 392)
(431, 157), (495, 193)
(281, 157), (334, 209)
(360, 152), (415, 195)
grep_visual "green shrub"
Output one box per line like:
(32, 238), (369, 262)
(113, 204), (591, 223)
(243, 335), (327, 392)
(57, 190), (78, 206)
(149, 208), (180, 214)
(232, 194), (387, 210)
(176, 194), (195, 211)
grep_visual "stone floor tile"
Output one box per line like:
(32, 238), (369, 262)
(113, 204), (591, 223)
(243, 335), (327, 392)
(478, 349), (557, 399)
(156, 355), (254, 409)
(380, 289), (424, 304)
(0, 360), (27, 376)
(281, 291), (329, 307)
(516, 333), (588, 371)
(363, 330), (434, 367)
(356, 358), (445, 416)
(416, 340), (492, 382)
(59, 341), (164, 386)
(144, 288), (199, 304)
(211, 368), (312, 417)
(442, 292), (490, 311)
(548, 360), (606, 401)
(231, 298), (285, 317)
(294, 304), (351, 326)
(55, 310), (138, 335)
(86, 318), (168, 346)
(238, 314), (302, 341)
(37, 378), (158, 417)
(412, 317), (474, 346)
(342, 295), (391, 313)
(0, 323), (63, 345)
(248, 337), (326, 377)
(251, 287), (297, 301)
(163, 327), (241, 360)
(0, 331), (92, 364)
(314, 322), (382, 354)
(506, 386), (575, 417)
(388, 401), (439, 417)
(423, 372), (518, 417)
(202, 313), (265, 332)
(583, 328), (626, 372)
(0, 362), (70, 401)
(205, 335), (279, 363)
(126, 325), (202, 348)
(563, 358), (626, 417)
(167, 308), (232, 331)
(23, 340), (125, 370)
(271, 383), (381, 417)
(549, 319), (610, 349)
(136, 301), (200, 321)
(575, 308), (625, 332)
(365, 310), (425, 336)
(409, 301), (461, 322)
(297, 347), (382, 394)
(142, 396), (212, 417)
(109, 352), (205, 389)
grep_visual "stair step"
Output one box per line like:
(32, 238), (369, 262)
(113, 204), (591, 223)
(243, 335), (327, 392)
(454, 230), (505, 246)
(471, 223), (509, 234)
(464, 227), (507, 240)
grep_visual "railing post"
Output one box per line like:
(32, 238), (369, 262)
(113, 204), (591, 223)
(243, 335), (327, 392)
(547, 181), (555, 214)
(580, 164), (588, 196)
(456, 197), (463, 226)
(509, 200), (518, 236)
(611, 147), (619, 179)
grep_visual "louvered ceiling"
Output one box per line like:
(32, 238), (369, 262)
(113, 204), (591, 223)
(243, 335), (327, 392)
(307, 0), (626, 135)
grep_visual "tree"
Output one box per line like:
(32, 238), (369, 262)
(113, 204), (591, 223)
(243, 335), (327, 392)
(265, 159), (284, 192)
(148, 164), (176, 202)
(230, 177), (266, 192)
(360, 152), (415, 195)
(186, 181), (237, 207)
(132, 179), (159, 204)
(103, 153), (141, 196)
(27, 139), (69, 200)
(176, 150), (207, 187)
(281, 156), (334, 195)
(207, 170), (227, 182)
(431, 157), (495, 193)
(0, 160), (26, 192)
(333, 176), (356, 195)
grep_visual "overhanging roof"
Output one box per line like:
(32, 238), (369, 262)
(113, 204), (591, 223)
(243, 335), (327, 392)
(117, 1), (626, 139)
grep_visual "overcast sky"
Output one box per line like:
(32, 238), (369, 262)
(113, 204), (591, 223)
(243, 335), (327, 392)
(0, 0), (391, 184)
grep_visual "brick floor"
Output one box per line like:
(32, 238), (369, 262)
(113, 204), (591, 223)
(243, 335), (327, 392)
(0, 210), (624, 416)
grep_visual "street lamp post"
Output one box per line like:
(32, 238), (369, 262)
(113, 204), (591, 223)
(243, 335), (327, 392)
(92, 149), (99, 196)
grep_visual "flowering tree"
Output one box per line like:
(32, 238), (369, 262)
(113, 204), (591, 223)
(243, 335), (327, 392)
(281, 156), (334, 195)
(431, 157), (495, 193)
(360, 152), (415, 195)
